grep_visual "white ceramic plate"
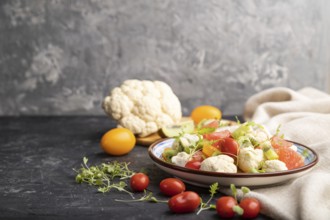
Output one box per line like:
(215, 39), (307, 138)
(148, 138), (319, 187)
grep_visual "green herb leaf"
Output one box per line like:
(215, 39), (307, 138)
(230, 184), (237, 201)
(233, 205), (244, 215)
(209, 182), (219, 196)
(197, 127), (216, 135)
(83, 157), (88, 166)
(197, 182), (219, 215)
(241, 186), (250, 196)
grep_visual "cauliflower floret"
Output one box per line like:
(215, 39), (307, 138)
(289, 145), (297, 152)
(171, 152), (190, 167)
(102, 80), (182, 137)
(179, 134), (201, 148)
(253, 125), (271, 143)
(262, 160), (288, 173)
(200, 155), (237, 173)
(238, 147), (264, 173)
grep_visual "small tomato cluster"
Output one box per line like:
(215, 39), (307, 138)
(216, 184), (261, 219)
(128, 173), (261, 219)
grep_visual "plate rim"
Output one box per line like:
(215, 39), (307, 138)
(148, 138), (319, 178)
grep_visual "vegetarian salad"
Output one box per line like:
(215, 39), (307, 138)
(162, 119), (305, 173)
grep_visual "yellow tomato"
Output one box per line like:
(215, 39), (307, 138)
(190, 105), (222, 124)
(202, 145), (220, 157)
(100, 128), (136, 156)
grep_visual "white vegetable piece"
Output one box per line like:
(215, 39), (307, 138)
(179, 134), (201, 148)
(102, 80), (182, 137)
(238, 147), (264, 172)
(289, 145), (297, 152)
(171, 152), (190, 167)
(200, 155), (237, 173)
(253, 125), (271, 143)
(262, 160), (288, 172)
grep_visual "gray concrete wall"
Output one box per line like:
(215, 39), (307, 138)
(0, 0), (329, 116)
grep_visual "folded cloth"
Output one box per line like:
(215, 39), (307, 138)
(242, 87), (330, 220)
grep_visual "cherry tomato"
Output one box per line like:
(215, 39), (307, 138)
(191, 105), (222, 124)
(216, 196), (237, 218)
(100, 128), (136, 156)
(220, 137), (239, 156)
(203, 130), (231, 141)
(160, 178), (186, 196)
(168, 191), (201, 213)
(130, 173), (149, 192)
(185, 160), (201, 170)
(239, 197), (261, 219)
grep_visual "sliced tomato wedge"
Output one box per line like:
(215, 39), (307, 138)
(203, 130), (231, 141)
(191, 151), (204, 162)
(185, 160), (202, 170)
(202, 120), (219, 128)
(271, 136), (293, 149)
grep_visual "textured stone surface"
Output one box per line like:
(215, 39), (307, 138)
(0, 0), (329, 116)
(0, 116), (271, 219)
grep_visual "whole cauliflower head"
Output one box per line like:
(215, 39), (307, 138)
(102, 80), (182, 137)
(200, 155), (237, 173)
(238, 147), (264, 173)
(262, 160), (288, 173)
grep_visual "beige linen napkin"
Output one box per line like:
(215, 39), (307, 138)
(243, 87), (330, 220)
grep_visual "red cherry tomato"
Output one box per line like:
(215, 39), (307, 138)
(130, 173), (149, 192)
(160, 178), (186, 196)
(220, 137), (239, 156)
(239, 197), (261, 219)
(216, 196), (237, 218)
(185, 160), (201, 170)
(168, 191), (201, 213)
(203, 130), (231, 141)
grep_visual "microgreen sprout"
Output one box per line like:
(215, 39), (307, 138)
(115, 190), (168, 203)
(74, 157), (135, 198)
(197, 182), (219, 215)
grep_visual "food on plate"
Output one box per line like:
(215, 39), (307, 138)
(160, 119), (194, 138)
(161, 120), (305, 173)
(159, 178), (186, 196)
(102, 79), (182, 137)
(237, 147), (264, 173)
(190, 105), (222, 124)
(100, 127), (136, 156)
(200, 155), (237, 173)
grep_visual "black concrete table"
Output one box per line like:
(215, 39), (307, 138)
(0, 116), (271, 219)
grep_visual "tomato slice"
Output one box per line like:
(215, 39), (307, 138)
(191, 151), (204, 162)
(203, 130), (231, 141)
(271, 136), (293, 149)
(202, 120), (219, 128)
(185, 160), (201, 170)
(220, 137), (239, 157)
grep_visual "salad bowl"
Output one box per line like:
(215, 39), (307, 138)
(148, 138), (319, 187)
